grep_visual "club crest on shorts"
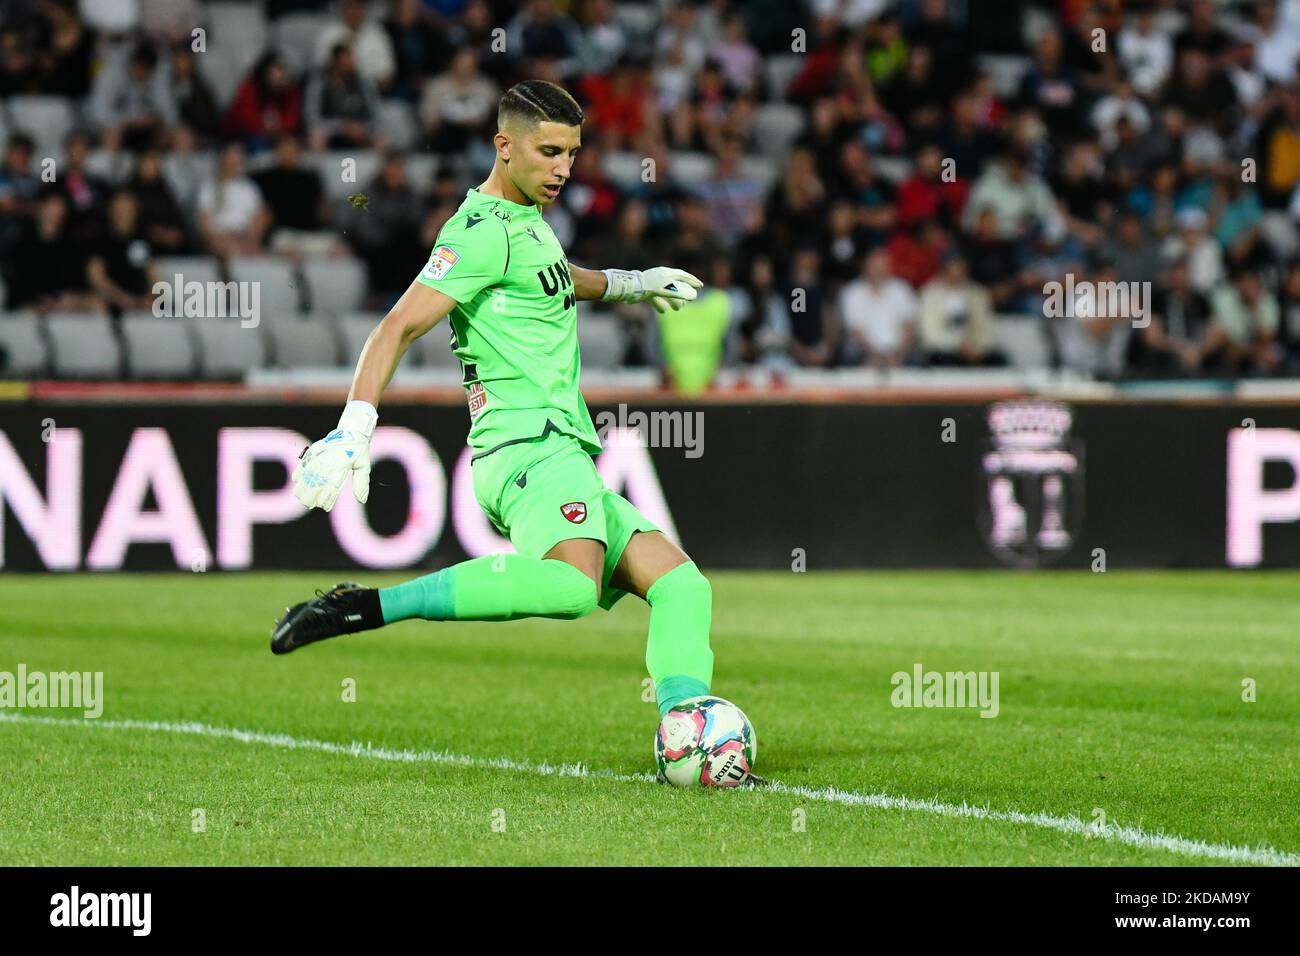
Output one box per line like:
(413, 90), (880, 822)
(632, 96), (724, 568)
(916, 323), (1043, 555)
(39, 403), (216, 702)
(560, 501), (587, 524)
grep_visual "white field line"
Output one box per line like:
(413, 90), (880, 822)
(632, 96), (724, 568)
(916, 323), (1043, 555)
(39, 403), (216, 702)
(2, 711), (1296, 867)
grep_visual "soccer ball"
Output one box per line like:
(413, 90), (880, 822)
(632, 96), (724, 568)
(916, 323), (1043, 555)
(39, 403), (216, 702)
(654, 696), (757, 788)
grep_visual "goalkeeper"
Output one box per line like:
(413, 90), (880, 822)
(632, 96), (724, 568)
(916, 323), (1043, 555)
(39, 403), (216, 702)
(273, 81), (714, 722)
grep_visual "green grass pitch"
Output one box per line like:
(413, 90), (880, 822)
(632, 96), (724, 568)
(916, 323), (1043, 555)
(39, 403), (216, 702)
(1, 570), (1297, 866)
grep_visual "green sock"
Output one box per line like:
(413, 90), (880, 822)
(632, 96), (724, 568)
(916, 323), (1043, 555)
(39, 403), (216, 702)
(379, 555), (598, 623)
(645, 561), (714, 718)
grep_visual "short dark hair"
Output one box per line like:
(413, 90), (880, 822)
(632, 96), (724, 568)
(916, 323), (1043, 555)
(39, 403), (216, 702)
(498, 80), (584, 131)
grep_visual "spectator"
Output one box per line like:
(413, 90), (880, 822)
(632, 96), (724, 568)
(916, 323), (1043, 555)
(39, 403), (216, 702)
(168, 46), (223, 144)
(315, 0), (396, 91)
(839, 248), (917, 367)
(46, 131), (111, 249)
(765, 147), (827, 260)
(822, 198), (873, 283)
(1117, 5), (1174, 96)
(252, 134), (339, 259)
(339, 151), (423, 304)
(896, 143), (968, 229)
(1162, 207), (1225, 294)
(1279, 259), (1300, 371)
(735, 253), (794, 372)
(507, 0), (584, 80)
(917, 254), (1002, 367)
(961, 206), (1023, 311)
(692, 137), (764, 248)
(1059, 264), (1131, 379)
(963, 149), (1058, 241)
(783, 246), (840, 367)
(37, 0), (95, 99)
(90, 42), (178, 152)
(576, 0), (628, 78)
(7, 193), (98, 312)
(306, 44), (383, 150)
(130, 149), (189, 254)
(0, 133), (39, 252)
(419, 48), (499, 154)
(1100, 209), (1164, 290)
(384, 0), (450, 101)
(1131, 257), (1215, 375)
(579, 53), (653, 149)
(1210, 268), (1282, 374)
(658, 255), (736, 394)
(831, 140), (897, 245)
(196, 142), (270, 258)
(86, 190), (160, 317)
(224, 52), (304, 150)
(887, 217), (950, 289)
(711, 11), (759, 96)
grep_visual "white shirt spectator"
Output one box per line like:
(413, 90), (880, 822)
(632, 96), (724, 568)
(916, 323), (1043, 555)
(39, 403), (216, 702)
(1117, 21), (1173, 95)
(315, 20), (396, 86)
(197, 177), (264, 233)
(839, 277), (917, 355)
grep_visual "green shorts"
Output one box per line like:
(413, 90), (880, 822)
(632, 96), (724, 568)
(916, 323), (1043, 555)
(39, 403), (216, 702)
(469, 426), (659, 610)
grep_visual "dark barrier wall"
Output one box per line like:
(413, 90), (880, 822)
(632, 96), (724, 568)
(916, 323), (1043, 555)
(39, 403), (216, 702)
(2, 399), (1300, 571)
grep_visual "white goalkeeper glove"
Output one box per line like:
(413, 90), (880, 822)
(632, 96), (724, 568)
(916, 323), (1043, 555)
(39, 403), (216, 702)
(292, 399), (378, 511)
(601, 266), (703, 313)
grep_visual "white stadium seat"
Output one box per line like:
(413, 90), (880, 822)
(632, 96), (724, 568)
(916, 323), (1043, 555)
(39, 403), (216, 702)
(0, 311), (49, 378)
(997, 315), (1051, 370)
(6, 96), (75, 161)
(155, 255), (224, 287)
(46, 313), (122, 379)
(764, 55), (805, 102)
(376, 100), (418, 151)
(120, 312), (198, 379)
(191, 316), (268, 379)
(314, 150), (382, 202)
(579, 315), (624, 369)
(265, 314), (342, 368)
(273, 12), (330, 76)
(227, 255), (303, 319)
(752, 103), (806, 159)
(301, 255), (367, 315)
(198, 2), (268, 108)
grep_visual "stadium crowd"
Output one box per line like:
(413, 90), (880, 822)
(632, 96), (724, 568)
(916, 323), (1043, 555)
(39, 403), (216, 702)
(2, 0), (1300, 386)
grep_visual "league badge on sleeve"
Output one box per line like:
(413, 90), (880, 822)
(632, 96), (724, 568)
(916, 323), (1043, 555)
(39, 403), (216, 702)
(422, 245), (460, 282)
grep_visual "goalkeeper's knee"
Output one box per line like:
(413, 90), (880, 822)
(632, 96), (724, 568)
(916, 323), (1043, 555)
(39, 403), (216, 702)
(544, 559), (600, 620)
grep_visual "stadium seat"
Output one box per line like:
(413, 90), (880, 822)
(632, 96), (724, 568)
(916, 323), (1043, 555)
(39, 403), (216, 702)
(996, 315), (1051, 370)
(578, 315), (624, 369)
(1260, 212), (1298, 259)
(155, 255), (225, 289)
(599, 151), (646, 191)
(0, 311), (49, 378)
(410, 324), (462, 371)
(86, 148), (133, 185)
(120, 312), (198, 379)
(6, 96), (75, 161)
(301, 256), (367, 315)
(45, 313), (122, 379)
(976, 54), (1033, 98)
(752, 103), (806, 158)
(336, 313), (382, 365)
(613, 2), (658, 40)
(669, 152), (714, 188)
(161, 152), (217, 211)
(315, 150), (383, 202)
(405, 154), (439, 197)
(377, 101), (418, 151)
(764, 55), (805, 102)
(265, 315), (342, 368)
(227, 256), (303, 319)
(738, 155), (778, 194)
(191, 316), (268, 379)
(273, 12), (330, 75)
(199, 2), (267, 108)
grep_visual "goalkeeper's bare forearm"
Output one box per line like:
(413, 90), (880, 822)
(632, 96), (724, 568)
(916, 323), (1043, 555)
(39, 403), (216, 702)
(348, 279), (458, 408)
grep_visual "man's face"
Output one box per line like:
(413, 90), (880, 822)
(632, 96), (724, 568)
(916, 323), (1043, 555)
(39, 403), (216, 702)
(502, 120), (581, 206)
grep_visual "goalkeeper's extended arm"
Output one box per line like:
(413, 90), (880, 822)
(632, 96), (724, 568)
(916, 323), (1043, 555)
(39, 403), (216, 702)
(571, 264), (704, 313)
(293, 279), (458, 512)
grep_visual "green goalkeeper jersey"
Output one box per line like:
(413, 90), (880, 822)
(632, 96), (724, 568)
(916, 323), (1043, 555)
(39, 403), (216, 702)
(416, 187), (601, 457)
